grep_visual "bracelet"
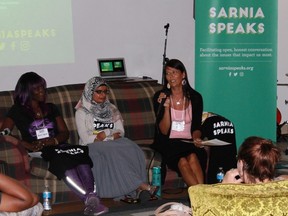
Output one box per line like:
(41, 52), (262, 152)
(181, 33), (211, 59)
(54, 138), (59, 145)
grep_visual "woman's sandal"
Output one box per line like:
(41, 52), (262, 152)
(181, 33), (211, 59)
(122, 185), (160, 204)
(137, 185), (160, 203)
(148, 185), (159, 197)
(137, 189), (151, 203)
(148, 185), (159, 201)
(120, 195), (139, 204)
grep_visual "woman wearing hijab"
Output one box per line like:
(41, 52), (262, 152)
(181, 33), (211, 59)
(75, 77), (158, 202)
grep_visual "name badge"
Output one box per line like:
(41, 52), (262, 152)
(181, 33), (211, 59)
(36, 128), (49, 139)
(171, 121), (185, 132)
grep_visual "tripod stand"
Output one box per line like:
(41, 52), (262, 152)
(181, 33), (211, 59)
(161, 23), (170, 84)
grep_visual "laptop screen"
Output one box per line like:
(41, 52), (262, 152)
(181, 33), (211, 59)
(98, 58), (127, 79)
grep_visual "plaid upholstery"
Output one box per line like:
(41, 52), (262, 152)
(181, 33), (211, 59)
(0, 81), (166, 203)
(108, 82), (161, 141)
(0, 160), (8, 174)
(30, 157), (57, 180)
(45, 84), (85, 145)
(0, 141), (29, 182)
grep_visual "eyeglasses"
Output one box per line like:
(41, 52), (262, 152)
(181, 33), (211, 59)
(94, 90), (110, 95)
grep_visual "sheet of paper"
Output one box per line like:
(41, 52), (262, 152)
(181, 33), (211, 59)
(201, 139), (231, 146)
(181, 138), (231, 146)
(28, 151), (42, 158)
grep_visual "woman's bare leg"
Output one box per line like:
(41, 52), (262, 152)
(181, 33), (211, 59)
(187, 153), (204, 184)
(178, 157), (199, 186)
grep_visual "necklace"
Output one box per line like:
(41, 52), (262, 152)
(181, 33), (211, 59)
(35, 111), (42, 118)
(176, 99), (182, 105)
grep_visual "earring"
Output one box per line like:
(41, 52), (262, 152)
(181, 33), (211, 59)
(182, 79), (187, 86)
(167, 83), (170, 89)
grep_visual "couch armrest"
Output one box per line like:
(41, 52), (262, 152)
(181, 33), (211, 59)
(188, 181), (288, 216)
(0, 135), (30, 179)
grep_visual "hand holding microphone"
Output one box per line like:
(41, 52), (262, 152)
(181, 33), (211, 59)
(158, 95), (170, 108)
(157, 90), (170, 108)
(156, 90), (170, 117)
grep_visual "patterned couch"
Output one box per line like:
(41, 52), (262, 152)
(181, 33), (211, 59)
(0, 80), (179, 204)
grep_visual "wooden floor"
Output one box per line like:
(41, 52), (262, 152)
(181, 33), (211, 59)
(42, 187), (189, 215)
(43, 141), (287, 215)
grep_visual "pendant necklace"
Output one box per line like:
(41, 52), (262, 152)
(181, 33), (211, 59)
(34, 107), (43, 119)
(176, 98), (183, 105)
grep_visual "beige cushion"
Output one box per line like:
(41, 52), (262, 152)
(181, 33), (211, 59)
(189, 181), (288, 216)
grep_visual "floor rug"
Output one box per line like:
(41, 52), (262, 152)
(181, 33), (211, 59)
(53, 197), (190, 216)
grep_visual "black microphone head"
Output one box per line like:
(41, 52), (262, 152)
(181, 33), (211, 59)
(164, 23), (170, 29)
(163, 89), (170, 96)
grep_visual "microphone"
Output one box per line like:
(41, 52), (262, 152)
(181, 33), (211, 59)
(164, 23), (170, 29)
(159, 90), (170, 107)
(0, 128), (10, 136)
(157, 90), (170, 116)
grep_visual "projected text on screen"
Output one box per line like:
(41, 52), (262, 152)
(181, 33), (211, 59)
(0, 0), (74, 66)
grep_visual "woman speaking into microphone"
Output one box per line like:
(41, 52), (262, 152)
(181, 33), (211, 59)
(151, 59), (207, 186)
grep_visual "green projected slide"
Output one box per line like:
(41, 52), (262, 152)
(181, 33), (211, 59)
(0, 0), (74, 66)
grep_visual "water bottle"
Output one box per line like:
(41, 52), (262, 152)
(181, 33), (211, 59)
(43, 185), (52, 212)
(152, 166), (161, 197)
(216, 167), (225, 183)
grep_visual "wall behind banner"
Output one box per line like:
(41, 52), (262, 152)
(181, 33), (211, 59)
(195, 0), (277, 148)
(0, 0), (195, 91)
(277, 0), (288, 126)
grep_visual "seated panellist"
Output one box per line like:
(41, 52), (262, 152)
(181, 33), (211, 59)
(75, 76), (159, 203)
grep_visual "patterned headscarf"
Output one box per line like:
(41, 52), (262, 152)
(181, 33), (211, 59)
(76, 77), (113, 123)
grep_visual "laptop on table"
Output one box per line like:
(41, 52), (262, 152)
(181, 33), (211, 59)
(97, 58), (133, 81)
